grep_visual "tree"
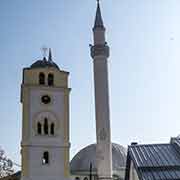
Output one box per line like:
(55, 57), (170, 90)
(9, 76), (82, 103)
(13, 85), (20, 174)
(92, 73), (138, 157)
(0, 147), (14, 178)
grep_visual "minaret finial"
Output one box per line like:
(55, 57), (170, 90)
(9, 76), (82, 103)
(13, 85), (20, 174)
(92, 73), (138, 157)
(48, 48), (52, 62)
(94, 0), (104, 29)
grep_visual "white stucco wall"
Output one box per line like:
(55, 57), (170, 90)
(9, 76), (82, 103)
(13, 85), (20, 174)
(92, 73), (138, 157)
(129, 161), (139, 180)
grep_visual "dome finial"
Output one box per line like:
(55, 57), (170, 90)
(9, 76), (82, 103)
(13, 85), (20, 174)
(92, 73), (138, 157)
(48, 48), (52, 62)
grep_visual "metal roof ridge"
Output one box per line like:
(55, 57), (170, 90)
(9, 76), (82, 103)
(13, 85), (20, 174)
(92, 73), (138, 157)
(130, 143), (171, 147)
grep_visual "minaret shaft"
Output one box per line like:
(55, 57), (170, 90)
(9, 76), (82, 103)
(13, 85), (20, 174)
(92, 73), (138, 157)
(91, 2), (112, 179)
(93, 57), (112, 179)
(93, 29), (105, 44)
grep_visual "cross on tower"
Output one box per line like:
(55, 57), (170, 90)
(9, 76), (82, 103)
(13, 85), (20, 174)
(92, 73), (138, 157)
(41, 46), (48, 60)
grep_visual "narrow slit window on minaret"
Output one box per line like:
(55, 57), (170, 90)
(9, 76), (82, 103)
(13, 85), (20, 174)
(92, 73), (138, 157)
(44, 118), (49, 135)
(48, 73), (54, 86)
(50, 123), (55, 135)
(37, 122), (42, 135)
(39, 73), (45, 85)
(42, 151), (49, 164)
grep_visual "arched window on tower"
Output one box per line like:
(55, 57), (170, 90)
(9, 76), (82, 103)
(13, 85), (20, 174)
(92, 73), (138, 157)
(48, 73), (54, 86)
(50, 123), (55, 135)
(37, 122), (42, 135)
(44, 118), (48, 135)
(42, 151), (49, 164)
(39, 73), (45, 85)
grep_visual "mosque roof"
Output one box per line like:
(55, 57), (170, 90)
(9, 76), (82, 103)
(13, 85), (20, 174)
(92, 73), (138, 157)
(70, 143), (127, 174)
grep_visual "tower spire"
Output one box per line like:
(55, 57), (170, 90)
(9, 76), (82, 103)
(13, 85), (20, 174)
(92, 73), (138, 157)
(48, 48), (52, 62)
(94, 0), (104, 29)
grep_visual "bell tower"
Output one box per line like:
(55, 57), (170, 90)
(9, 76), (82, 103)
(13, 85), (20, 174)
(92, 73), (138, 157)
(20, 49), (71, 180)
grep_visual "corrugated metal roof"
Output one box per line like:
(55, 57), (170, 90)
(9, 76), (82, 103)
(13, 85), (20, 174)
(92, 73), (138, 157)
(140, 169), (180, 180)
(129, 144), (180, 168)
(126, 139), (180, 180)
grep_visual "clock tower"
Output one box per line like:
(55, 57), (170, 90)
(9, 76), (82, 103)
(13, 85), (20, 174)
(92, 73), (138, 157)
(20, 49), (71, 180)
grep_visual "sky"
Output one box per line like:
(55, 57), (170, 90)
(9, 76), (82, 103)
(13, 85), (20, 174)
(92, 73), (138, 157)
(1, 0), (180, 170)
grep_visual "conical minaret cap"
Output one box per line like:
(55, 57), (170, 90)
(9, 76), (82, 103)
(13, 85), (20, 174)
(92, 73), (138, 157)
(94, 0), (105, 29)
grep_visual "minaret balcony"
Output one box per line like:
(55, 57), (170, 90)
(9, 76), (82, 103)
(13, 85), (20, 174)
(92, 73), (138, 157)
(91, 44), (110, 58)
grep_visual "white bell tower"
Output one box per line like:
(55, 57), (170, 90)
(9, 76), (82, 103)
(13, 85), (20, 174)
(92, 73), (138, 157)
(20, 49), (71, 180)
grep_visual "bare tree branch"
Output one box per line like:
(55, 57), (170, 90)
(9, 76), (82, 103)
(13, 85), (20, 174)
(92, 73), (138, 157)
(0, 147), (14, 178)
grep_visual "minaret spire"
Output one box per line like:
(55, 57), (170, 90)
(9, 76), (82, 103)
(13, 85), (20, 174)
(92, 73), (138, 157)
(94, 0), (104, 29)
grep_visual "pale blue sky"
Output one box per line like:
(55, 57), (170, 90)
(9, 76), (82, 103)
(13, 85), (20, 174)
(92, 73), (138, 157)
(1, 0), (180, 170)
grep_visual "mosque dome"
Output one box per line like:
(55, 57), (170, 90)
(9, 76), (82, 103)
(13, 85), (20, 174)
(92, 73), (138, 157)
(70, 143), (127, 174)
(30, 58), (60, 70)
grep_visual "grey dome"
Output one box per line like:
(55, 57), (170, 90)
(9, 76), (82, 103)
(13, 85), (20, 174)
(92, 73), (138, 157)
(30, 59), (60, 70)
(70, 143), (127, 173)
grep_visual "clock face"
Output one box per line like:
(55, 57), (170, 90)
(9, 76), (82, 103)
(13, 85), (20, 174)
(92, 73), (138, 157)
(41, 95), (51, 104)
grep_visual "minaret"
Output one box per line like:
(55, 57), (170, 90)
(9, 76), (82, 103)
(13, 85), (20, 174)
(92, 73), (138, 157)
(90, 1), (112, 180)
